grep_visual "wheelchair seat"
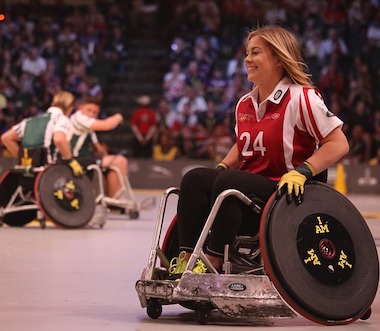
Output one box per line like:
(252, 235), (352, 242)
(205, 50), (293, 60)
(136, 182), (379, 325)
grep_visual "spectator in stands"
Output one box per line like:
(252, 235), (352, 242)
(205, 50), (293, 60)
(346, 123), (371, 164)
(226, 47), (247, 78)
(350, 98), (375, 137)
(198, 100), (224, 134)
(184, 60), (206, 95)
(265, 0), (287, 24)
(321, 0), (347, 34)
(303, 27), (323, 83)
(193, 36), (218, 76)
(169, 37), (193, 68)
(33, 61), (61, 106)
(153, 130), (180, 161)
(318, 27), (348, 66)
(163, 61), (186, 108)
(155, 98), (177, 134)
(206, 68), (228, 103)
(65, 48), (87, 81)
(104, 26), (129, 72)
(87, 76), (103, 100)
(21, 46), (47, 78)
(366, 11), (380, 49)
(172, 100), (199, 133)
(130, 95), (157, 158)
(176, 86), (207, 118)
(197, 0), (221, 34)
(318, 53), (346, 101)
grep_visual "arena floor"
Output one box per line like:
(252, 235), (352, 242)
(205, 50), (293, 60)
(0, 189), (379, 331)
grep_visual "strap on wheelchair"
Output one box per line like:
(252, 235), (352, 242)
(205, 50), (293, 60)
(18, 147), (48, 167)
(247, 194), (265, 214)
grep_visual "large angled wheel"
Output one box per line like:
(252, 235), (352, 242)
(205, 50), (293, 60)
(162, 214), (180, 262)
(260, 181), (379, 325)
(0, 170), (37, 227)
(34, 164), (95, 228)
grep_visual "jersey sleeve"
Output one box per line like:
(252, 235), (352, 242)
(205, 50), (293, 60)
(298, 88), (343, 142)
(70, 111), (96, 132)
(12, 119), (28, 139)
(53, 115), (72, 137)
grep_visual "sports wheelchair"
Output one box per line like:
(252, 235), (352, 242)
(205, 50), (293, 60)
(0, 163), (96, 228)
(86, 163), (141, 226)
(0, 149), (141, 228)
(135, 181), (379, 325)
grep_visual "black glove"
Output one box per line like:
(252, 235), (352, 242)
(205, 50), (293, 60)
(277, 161), (316, 205)
(215, 162), (229, 171)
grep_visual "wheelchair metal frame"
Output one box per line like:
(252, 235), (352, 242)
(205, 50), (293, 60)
(0, 161), (143, 229)
(135, 187), (296, 324)
(87, 164), (140, 220)
(0, 165), (45, 227)
(1, 164), (98, 228)
(136, 183), (378, 325)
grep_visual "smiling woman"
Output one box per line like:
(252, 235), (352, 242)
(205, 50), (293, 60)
(168, 24), (349, 274)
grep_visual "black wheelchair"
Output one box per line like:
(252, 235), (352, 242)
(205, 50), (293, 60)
(135, 181), (379, 325)
(0, 163), (96, 228)
(0, 145), (147, 228)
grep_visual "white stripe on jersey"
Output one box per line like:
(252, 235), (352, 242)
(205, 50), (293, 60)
(234, 77), (343, 179)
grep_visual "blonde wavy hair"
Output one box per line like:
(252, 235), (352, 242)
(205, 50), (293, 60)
(51, 91), (75, 113)
(247, 25), (314, 88)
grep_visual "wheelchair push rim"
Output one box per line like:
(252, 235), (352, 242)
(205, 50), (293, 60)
(34, 164), (95, 228)
(260, 181), (379, 325)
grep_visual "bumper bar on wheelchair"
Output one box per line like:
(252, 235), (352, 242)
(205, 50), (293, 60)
(10, 165), (45, 174)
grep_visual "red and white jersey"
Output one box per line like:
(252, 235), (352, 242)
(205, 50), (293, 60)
(234, 77), (343, 181)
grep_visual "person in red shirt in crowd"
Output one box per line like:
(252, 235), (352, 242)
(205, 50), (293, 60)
(130, 95), (157, 158)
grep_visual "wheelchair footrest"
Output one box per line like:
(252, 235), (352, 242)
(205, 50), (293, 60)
(135, 279), (177, 300)
(174, 272), (296, 319)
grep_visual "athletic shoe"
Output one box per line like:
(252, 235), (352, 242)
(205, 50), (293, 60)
(168, 251), (188, 274)
(193, 259), (207, 274)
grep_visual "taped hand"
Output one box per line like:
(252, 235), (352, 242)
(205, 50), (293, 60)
(215, 162), (229, 171)
(277, 162), (316, 205)
(68, 158), (84, 177)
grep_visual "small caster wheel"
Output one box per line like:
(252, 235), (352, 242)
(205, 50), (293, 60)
(129, 210), (139, 219)
(39, 218), (46, 229)
(195, 303), (210, 325)
(147, 299), (162, 319)
(360, 307), (372, 320)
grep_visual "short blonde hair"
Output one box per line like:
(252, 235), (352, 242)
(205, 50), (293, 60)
(247, 25), (314, 88)
(51, 91), (75, 113)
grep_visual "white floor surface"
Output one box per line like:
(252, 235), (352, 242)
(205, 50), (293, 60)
(0, 190), (379, 331)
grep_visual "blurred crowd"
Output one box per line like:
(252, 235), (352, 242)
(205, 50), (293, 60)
(148, 0), (380, 166)
(0, 0), (129, 137)
(1, 0), (380, 166)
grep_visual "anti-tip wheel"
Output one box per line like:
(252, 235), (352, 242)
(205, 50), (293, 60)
(129, 210), (139, 219)
(147, 299), (162, 319)
(195, 303), (211, 325)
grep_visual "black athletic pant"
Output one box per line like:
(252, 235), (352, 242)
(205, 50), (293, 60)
(177, 168), (277, 257)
